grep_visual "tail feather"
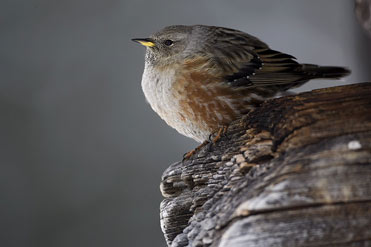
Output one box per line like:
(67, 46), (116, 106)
(300, 64), (351, 79)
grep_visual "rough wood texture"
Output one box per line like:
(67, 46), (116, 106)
(160, 82), (371, 247)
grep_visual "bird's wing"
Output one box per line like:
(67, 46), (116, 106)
(205, 27), (306, 90)
(225, 48), (306, 89)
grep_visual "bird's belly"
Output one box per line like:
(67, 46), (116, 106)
(141, 66), (217, 142)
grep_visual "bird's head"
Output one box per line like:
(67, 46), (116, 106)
(132, 25), (211, 66)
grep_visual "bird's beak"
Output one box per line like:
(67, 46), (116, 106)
(131, 38), (156, 47)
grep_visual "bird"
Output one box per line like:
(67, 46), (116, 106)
(132, 25), (350, 148)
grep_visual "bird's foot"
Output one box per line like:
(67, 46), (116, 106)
(210, 125), (229, 143)
(182, 126), (229, 161)
(183, 140), (209, 161)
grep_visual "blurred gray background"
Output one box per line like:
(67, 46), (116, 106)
(1, 0), (370, 246)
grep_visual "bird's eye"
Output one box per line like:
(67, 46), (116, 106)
(164, 40), (173, 46)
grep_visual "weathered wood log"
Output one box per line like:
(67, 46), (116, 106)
(160, 82), (371, 247)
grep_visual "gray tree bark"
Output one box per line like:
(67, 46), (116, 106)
(160, 82), (371, 247)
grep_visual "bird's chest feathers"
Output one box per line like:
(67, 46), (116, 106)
(141, 64), (180, 123)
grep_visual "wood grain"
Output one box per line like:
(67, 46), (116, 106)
(160, 82), (371, 247)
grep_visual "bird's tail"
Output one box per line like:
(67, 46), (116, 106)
(300, 64), (351, 79)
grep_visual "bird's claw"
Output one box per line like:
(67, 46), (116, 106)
(182, 140), (210, 161)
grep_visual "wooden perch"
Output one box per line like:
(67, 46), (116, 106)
(160, 82), (371, 247)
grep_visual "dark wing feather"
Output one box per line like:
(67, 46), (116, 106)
(205, 27), (308, 90)
(221, 47), (306, 90)
(248, 48), (305, 89)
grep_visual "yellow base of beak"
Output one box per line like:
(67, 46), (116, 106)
(138, 41), (155, 47)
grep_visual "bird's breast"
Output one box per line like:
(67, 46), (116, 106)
(141, 63), (177, 119)
(141, 63), (217, 142)
(142, 63), (195, 137)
